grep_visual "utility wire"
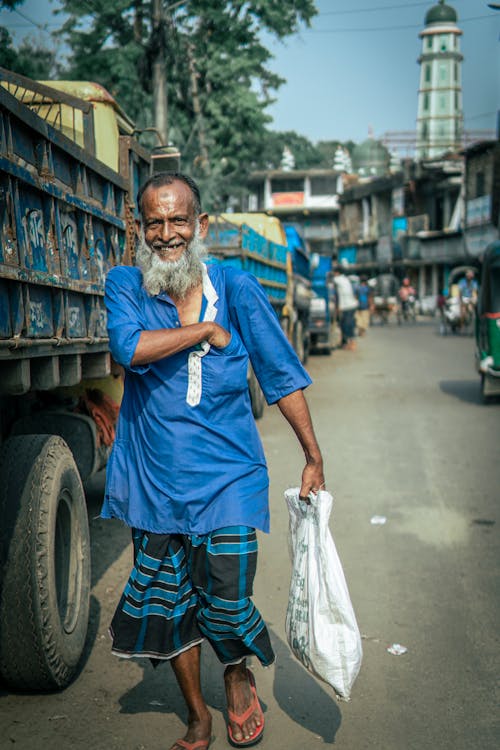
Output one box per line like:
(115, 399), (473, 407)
(318, 0), (486, 15)
(307, 14), (497, 32)
(320, 2), (433, 16)
(12, 7), (50, 33)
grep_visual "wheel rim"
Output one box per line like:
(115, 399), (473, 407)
(54, 488), (83, 635)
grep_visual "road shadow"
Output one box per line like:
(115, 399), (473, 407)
(439, 379), (483, 405)
(78, 471), (131, 680)
(116, 627), (341, 744)
(84, 468), (131, 587)
(269, 627), (341, 743)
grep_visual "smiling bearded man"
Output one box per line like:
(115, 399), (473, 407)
(101, 172), (325, 750)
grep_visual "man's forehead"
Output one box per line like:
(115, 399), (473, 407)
(143, 180), (196, 212)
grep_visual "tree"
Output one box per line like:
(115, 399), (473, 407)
(1, 1), (319, 210)
(55, 0), (317, 209)
(0, 27), (57, 78)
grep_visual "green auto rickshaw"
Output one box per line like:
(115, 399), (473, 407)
(475, 241), (500, 402)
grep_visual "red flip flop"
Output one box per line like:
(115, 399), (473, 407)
(227, 669), (265, 748)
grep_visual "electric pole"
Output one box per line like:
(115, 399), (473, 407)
(152, 0), (168, 145)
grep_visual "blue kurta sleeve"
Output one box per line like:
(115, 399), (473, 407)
(104, 266), (150, 373)
(225, 269), (312, 404)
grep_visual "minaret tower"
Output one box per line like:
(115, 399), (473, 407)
(416, 0), (464, 159)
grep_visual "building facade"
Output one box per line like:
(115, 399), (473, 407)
(245, 169), (342, 257)
(463, 140), (500, 257)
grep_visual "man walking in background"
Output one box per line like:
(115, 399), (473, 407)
(333, 266), (358, 350)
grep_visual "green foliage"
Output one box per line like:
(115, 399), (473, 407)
(0, 0), (24, 8)
(54, 0), (317, 208)
(0, 28), (56, 78)
(2, 0), (326, 210)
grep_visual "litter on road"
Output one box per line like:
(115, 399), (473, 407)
(387, 644), (408, 656)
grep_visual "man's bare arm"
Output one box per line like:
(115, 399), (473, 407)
(277, 389), (325, 500)
(131, 322), (230, 365)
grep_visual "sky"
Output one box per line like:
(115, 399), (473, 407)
(1, 0), (499, 149)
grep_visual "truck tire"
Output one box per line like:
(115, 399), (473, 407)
(0, 434), (91, 691)
(248, 367), (265, 420)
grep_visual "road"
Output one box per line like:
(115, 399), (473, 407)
(1, 318), (499, 750)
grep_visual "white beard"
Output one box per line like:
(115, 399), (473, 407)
(136, 223), (206, 298)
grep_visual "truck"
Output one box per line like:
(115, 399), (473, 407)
(205, 213), (311, 418)
(0, 67), (153, 691)
(308, 254), (336, 354)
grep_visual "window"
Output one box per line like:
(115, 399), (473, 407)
(439, 64), (447, 82)
(476, 171), (485, 197)
(424, 93), (429, 110)
(454, 62), (458, 81)
(439, 94), (447, 111)
(425, 64), (431, 83)
(440, 34), (447, 52)
(270, 178), (303, 193)
(427, 36), (432, 50)
(310, 176), (338, 196)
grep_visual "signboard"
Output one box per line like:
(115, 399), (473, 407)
(466, 196), (491, 227)
(272, 192), (304, 206)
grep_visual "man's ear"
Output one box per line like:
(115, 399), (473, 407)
(198, 213), (209, 238)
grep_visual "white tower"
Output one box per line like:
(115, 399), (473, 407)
(416, 1), (464, 159)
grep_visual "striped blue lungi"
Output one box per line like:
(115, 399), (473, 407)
(109, 526), (275, 667)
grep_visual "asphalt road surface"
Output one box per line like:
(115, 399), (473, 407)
(1, 317), (499, 750)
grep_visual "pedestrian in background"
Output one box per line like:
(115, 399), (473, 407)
(355, 275), (371, 337)
(102, 172), (325, 750)
(333, 266), (358, 350)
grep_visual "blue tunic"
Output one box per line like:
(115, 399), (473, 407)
(101, 262), (312, 534)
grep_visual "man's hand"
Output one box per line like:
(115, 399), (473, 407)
(299, 459), (325, 503)
(132, 321), (230, 365)
(206, 322), (231, 349)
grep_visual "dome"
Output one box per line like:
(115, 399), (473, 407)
(351, 138), (391, 177)
(425, 0), (457, 25)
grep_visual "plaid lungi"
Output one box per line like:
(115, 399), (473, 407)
(110, 526), (275, 666)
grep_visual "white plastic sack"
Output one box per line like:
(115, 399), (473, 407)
(284, 487), (362, 700)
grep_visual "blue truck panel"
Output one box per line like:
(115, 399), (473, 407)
(0, 82), (131, 388)
(206, 219), (288, 305)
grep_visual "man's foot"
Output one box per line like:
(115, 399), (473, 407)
(225, 665), (264, 747)
(169, 714), (212, 750)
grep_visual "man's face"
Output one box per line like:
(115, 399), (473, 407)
(138, 180), (208, 263)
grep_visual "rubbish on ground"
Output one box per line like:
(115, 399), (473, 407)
(387, 643), (407, 656)
(370, 515), (387, 525)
